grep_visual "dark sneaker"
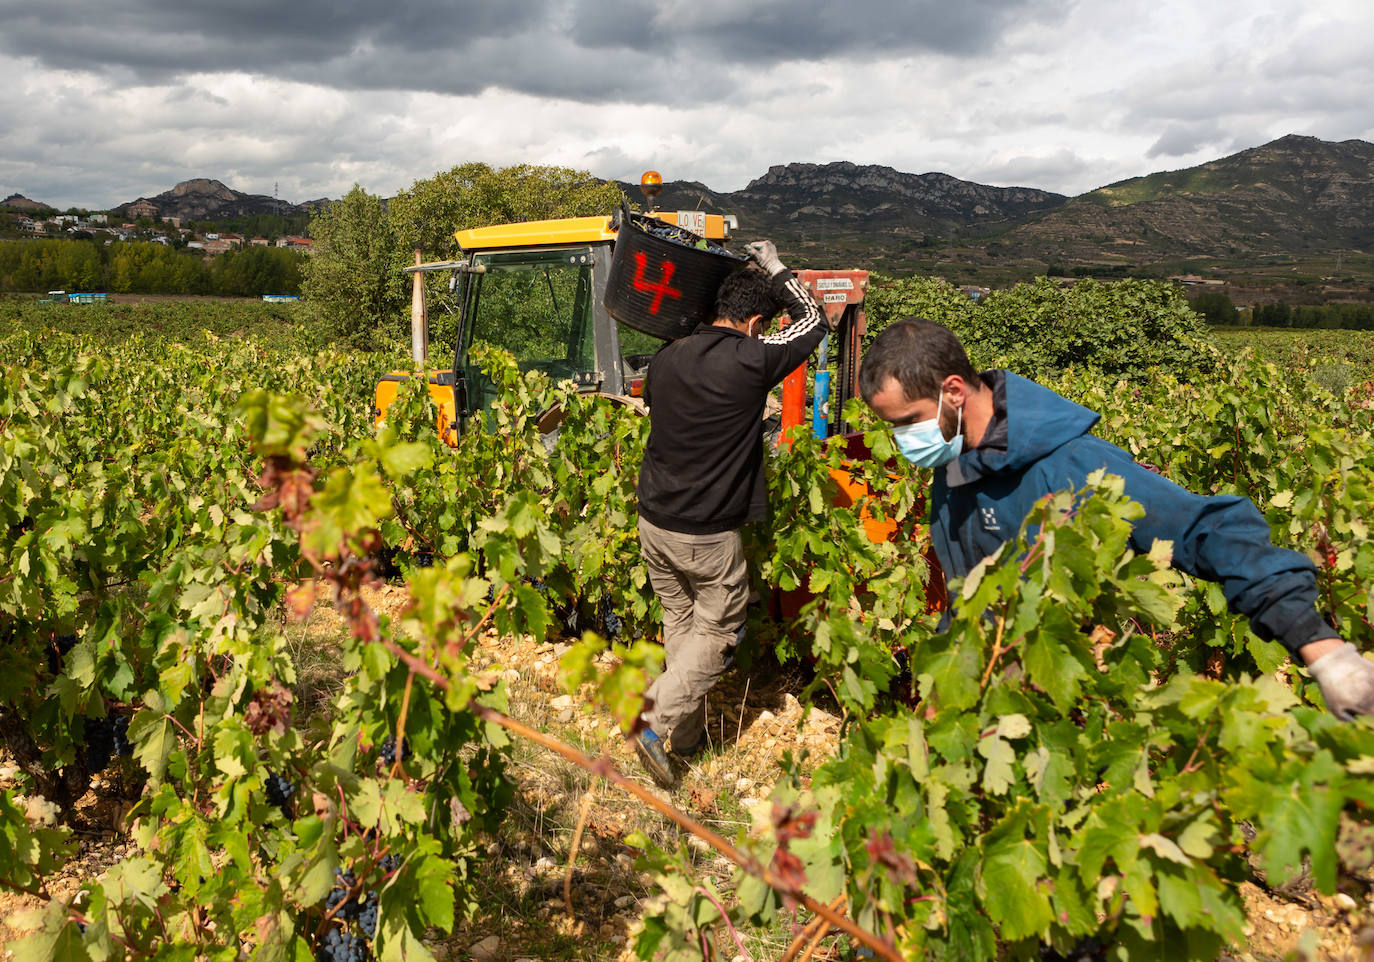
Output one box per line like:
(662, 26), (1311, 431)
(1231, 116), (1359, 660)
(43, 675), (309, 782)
(633, 728), (676, 788)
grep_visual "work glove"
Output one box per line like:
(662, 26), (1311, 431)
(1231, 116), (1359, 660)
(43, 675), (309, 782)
(1306, 642), (1374, 721)
(745, 240), (786, 277)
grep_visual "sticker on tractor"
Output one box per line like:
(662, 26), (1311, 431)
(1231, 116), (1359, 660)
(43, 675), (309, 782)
(676, 211), (707, 235)
(816, 278), (854, 291)
(823, 292), (848, 304)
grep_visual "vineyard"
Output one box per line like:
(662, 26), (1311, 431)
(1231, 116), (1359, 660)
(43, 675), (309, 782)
(2, 288), (1374, 962)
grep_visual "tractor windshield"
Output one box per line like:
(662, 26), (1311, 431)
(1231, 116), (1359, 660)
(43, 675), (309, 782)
(459, 248), (597, 415)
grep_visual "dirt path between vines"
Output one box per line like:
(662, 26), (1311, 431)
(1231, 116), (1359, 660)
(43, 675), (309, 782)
(2, 584), (1371, 960)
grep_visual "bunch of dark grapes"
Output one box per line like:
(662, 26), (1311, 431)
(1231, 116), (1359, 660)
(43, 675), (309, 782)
(316, 928), (368, 962)
(264, 771), (296, 819)
(76, 709), (131, 775)
(379, 853), (400, 874)
(112, 716), (131, 757)
(378, 736), (403, 766)
(358, 891), (379, 938)
(1039, 937), (1107, 962)
(318, 868), (383, 954)
(47, 633), (79, 675)
(84, 716), (117, 773)
(599, 597), (623, 639)
(324, 868), (360, 920)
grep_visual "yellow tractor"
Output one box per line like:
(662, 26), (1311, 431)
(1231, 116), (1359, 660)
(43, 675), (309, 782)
(369, 178), (931, 614)
(373, 181), (738, 442)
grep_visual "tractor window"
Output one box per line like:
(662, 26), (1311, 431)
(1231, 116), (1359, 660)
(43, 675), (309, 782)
(460, 249), (597, 415)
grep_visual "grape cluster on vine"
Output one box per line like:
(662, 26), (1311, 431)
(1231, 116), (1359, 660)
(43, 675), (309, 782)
(264, 771), (296, 819)
(84, 714), (133, 773)
(316, 928), (368, 962)
(320, 868), (380, 946)
(358, 891), (379, 938)
(599, 597), (623, 639)
(46, 633), (78, 675)
(378, 735), (403, 765)
(324, 868), (363, 918)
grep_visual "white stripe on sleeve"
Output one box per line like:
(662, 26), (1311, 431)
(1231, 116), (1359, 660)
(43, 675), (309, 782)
(760, 275), (825, 345)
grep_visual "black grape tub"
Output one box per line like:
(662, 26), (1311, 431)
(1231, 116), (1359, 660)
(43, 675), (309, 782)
(603, 203), (747, 341)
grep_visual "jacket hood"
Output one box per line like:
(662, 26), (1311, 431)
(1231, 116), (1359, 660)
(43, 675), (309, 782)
(948, 371), (1100, 487)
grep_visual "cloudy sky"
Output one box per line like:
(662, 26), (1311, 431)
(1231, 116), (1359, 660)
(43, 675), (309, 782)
(2, 0), (1371, 210)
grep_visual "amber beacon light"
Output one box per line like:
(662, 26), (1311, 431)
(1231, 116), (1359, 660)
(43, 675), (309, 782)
(639, 170), (663, 201)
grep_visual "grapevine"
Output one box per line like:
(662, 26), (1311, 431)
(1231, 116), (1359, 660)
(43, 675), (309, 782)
(0, 294), (1371, 961)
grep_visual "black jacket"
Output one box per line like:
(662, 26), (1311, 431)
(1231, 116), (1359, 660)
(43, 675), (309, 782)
(636, 271), (826, 534)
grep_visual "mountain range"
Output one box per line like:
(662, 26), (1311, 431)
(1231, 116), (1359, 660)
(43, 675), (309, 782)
(995, 135), (1374, 259)
(118, 178), (329, 221)
(617, 135), (1374, 280)
(619, 162), (1065, 240)
(7, 135), (1373, 288)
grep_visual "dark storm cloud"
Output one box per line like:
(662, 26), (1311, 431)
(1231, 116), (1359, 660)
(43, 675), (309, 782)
(566, 0), (1047, 60)
(1146, 121), (1224, 159)
(0, 1), (545, 79)
(0, 0), (1062, 104)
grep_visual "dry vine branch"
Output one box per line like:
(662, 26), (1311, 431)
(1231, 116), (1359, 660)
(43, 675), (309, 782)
(781, 893), (847, 962)
(564, 786), (596, 917)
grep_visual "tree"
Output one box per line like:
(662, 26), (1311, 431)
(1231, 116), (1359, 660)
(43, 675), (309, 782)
(52, 240), (102, 290)
(387, 162), (626, 261)
(211, 246), (305, 296)
(1254, 301), (1293, 328)
(1188, 290), (1239, 325)
(303, 164), (626, 351)
(300, 185), (401, 348)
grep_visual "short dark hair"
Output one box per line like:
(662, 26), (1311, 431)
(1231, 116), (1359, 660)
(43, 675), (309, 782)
(714, 267), (782, 323)
(858, 318), (980, 403)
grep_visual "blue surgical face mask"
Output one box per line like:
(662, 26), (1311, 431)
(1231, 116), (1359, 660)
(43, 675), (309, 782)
(892, 393), (963, 468)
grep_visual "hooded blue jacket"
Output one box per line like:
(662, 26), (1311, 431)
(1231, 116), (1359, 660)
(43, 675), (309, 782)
(929, 371), (1335, 655)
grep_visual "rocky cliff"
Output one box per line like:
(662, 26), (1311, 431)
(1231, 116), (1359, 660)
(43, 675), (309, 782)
(621, 162), (1065, 241)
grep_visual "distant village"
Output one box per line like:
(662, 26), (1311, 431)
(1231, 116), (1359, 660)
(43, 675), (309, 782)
(9, 205), (314, 255)
(2, 194), (314, 257)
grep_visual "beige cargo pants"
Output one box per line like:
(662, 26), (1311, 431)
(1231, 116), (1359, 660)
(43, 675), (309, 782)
(638, 515), (750, 750)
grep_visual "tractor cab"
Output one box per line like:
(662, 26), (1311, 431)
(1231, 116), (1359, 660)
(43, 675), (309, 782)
(374, 209), (735, 444)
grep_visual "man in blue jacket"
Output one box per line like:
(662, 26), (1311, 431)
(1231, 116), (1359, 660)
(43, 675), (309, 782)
(858, 318), (1374, 719)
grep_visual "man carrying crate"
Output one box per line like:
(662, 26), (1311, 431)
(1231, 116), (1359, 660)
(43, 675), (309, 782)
(632, 241), (830, 788)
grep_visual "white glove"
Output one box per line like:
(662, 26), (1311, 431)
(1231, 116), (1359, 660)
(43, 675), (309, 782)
(1307, 643), (1374, 721)
(745, 240), (786, 277)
